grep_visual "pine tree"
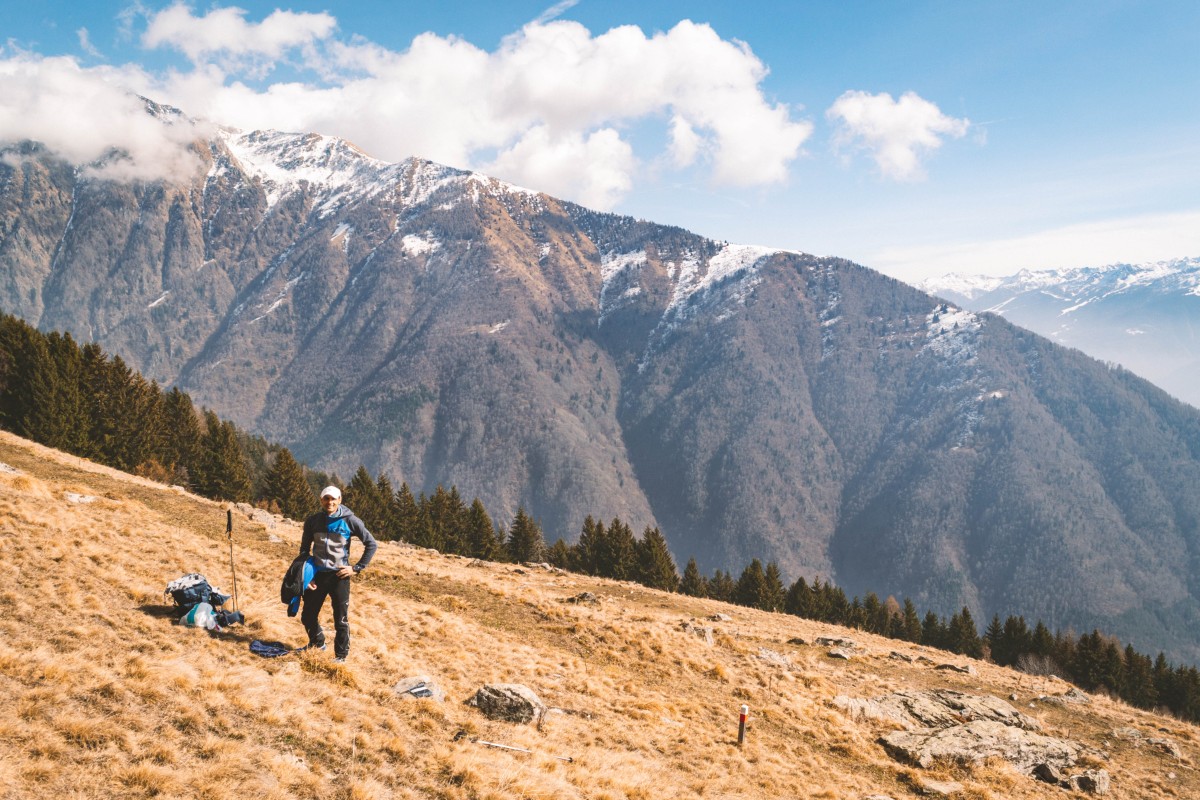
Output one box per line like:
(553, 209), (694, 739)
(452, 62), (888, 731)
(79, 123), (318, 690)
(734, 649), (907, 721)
(159, 387), (204, 487)
(861, 593), (885, 634)
(1072, 630), (1105, 691)
(901, 599), (923, 642)
(825, 584), (851, 625)
(264, 448), (315, 521)
(708, 570), (735, 603)
(425, 485), (461, 553)
(572, 515), (606, 575)
(847, 596), (867, 630)
(1122, 645), (1157, 709)
(393, 482), (422, 543)
(465, 498), (503, 560)
(998, 616), (1032, 668)
(0, 314), (43, 433)
(83, 353), (164, 472)
(635, 526), (678, 591)
(679, 557), (707, 597)
(345, 466), (384, 533)
(762, 561), (786, 612)
(784, 577), (811, 617)
(443, 486), (469, 554)
(985, 614), (1004, 662)
(25, 331), (89, 454)
(734, 559), (769, 609)
(922, 611), (946, 649)
(198, 411), (252, 502)
(1031, 620), (1055, 657)
(506, 506), (545, 563)
(546, 539), (572, 569)
(366, 473), (397, 540)
(947, 607), (982, 657)
(601, 517), (637, 580)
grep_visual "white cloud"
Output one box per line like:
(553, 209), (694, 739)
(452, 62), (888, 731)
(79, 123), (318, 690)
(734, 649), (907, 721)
(486, 126), (634, 209)
(669, 115), (702, 168)
(0, 53), (206, 182)
(827, 90), (969, 181)
(141, 4), (337, 64)
(533, 0), (581, 26)
(76, 28), (103, 59)
(868, 209), (1200, 281)
(1, 9), (811, 208)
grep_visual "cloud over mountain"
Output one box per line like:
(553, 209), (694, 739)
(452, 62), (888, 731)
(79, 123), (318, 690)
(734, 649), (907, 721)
(0, 6), (811, 210)
(0, 52), (207, 181)
(827, 90), (969, 181)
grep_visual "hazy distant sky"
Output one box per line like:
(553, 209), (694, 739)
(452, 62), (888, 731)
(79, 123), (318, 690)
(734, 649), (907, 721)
(3, 1), (1197, 281)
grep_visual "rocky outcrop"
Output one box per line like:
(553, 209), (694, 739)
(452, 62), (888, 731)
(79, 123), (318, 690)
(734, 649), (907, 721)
(836, 689), (1108, 793)
(880, 719), (1082, 772)
(680, 621), (715, 646)
(466, 684), (545, 724)
(833, 689), (1041, 731)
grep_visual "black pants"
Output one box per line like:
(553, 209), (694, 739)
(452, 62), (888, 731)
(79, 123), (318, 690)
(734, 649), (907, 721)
(301, 570), (351, 657)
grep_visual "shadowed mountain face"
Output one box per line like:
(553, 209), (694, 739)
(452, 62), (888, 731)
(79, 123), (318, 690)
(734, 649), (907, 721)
(5, 125), (1200, 659)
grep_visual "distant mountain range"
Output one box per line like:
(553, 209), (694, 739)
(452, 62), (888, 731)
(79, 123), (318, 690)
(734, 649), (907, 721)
(5, 103), (1200, 660)
(920, 259), (1200, 408)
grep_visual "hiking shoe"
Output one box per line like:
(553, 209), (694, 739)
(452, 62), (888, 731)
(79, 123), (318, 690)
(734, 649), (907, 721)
(333, 656), (347, 664)
(299, 643), (326, 652)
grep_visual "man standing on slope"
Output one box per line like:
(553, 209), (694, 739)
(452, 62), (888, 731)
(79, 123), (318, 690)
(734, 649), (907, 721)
(299, 486), (377, 663)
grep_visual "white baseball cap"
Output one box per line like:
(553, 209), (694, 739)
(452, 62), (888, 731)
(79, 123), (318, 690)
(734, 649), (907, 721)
(320, 486), (342, 500)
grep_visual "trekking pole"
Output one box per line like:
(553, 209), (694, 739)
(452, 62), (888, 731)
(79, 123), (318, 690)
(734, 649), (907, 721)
(453, 732), (573, 763)
(226, 509), (239, 613)
(473, 738), (574, 763)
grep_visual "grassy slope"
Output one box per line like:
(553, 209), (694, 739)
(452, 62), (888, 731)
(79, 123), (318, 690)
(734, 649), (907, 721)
(0, 429), (1195, 799)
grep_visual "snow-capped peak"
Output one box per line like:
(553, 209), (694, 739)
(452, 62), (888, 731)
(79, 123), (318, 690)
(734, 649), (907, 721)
(920, 257), (1200, 301)
(217, 128), (406, 215)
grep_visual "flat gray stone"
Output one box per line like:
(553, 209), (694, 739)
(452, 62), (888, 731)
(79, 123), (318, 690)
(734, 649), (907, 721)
(917, 777), (964, 796)
(816, 636), (858, 648)
(394, 676), (445, 702)
(1067, 769), (1110, 795)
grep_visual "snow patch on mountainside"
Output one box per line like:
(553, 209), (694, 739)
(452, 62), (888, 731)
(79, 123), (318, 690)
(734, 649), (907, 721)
(599, 250), (648, 321)
(401, 232), (440, 257)
(669, 244), (778, 314)
(251, 273), (306, 323)
(631, 243), (785, 372)
(924, 305), (982, 361)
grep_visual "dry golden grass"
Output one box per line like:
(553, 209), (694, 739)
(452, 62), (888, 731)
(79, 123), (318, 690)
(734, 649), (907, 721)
(0, 428), (1196, 798)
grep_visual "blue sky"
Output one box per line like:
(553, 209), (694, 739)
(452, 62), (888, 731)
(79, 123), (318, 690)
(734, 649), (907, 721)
(4, 1), (1198, 280)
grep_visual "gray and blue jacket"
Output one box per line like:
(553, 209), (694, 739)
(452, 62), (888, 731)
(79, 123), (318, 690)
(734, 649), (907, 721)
(300, 504), (378, 573)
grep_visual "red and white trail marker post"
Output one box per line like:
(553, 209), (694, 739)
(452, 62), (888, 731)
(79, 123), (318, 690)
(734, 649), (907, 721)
(737, 704), (749, 746)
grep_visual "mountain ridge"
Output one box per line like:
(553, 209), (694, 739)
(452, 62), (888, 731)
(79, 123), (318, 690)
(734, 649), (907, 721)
(919, 258), (1200, 408)
(6, 116), (1200, 660)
